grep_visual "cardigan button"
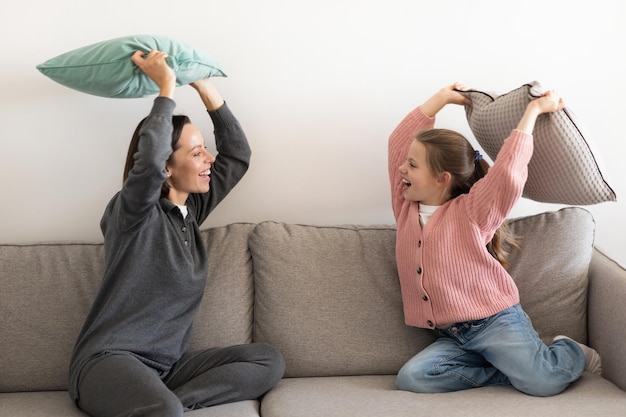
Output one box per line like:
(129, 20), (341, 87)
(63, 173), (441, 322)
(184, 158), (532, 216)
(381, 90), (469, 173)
(418, 240), (422, 247)
(181, 226), (187, 232)
(417, 267), (422, 274)
(427, 320), (434, 327)
(422, 294), (429, 302)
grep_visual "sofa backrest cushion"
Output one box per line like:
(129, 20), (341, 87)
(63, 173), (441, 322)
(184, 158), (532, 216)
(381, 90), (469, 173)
(189, 223), (257, 350)
(0, 223), (255, 392)
(250, 208), (594, 378)
(250, 222), (436, 378)
(507, 207), (595, 344)
(0, 242), (104, 392)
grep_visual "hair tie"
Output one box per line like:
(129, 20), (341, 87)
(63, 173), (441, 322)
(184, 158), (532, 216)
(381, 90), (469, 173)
(474, 150), (483, 163)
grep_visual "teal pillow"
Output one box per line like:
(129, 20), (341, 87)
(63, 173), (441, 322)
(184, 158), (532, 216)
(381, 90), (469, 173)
(36, 34), (226, 98)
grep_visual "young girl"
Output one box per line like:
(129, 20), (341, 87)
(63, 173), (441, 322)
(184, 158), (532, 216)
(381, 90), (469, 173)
(68, 50), (284, 417)
(388, 83), (601, 397)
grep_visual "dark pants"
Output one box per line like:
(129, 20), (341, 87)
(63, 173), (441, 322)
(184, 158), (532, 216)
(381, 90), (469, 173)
(76, 343), (285, 417)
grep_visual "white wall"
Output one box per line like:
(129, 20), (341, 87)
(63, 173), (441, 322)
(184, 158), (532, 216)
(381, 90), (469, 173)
(2, 0), (625, 267)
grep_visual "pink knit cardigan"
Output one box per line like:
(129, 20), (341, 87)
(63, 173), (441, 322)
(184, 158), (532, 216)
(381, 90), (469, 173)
(388, 106), (533, 329)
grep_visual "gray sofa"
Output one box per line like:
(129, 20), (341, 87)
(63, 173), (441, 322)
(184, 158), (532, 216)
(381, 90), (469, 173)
(1, 207), (625, 417)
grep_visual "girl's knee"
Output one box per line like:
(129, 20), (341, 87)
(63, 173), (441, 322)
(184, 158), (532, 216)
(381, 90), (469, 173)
(508, 351), (582, 397)
(511, 376), (569, 397)
(396, 362), (431, 393)
(396, 369), (417, 392)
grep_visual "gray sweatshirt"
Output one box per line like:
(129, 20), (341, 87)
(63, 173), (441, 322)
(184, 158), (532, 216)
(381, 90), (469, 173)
(68, 97), (251, 400)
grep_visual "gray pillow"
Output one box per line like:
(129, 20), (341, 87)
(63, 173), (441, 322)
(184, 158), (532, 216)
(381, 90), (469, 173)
(459, 82), (616, 205)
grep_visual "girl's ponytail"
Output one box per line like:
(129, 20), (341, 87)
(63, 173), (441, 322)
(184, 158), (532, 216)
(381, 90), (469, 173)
(472, 156), (519, 268)
(417, 129), (519, 268)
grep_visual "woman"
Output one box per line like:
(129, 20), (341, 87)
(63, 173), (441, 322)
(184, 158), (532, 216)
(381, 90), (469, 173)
(69, 49), (284, 417)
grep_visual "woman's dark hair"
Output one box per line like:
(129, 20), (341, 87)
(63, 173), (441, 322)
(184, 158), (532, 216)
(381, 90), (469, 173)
(123, 115), (191, 198)
(416, 128), (519, 268)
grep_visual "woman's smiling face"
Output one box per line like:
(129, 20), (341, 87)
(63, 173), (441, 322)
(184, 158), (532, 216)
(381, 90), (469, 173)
(165, 123), (215, 205)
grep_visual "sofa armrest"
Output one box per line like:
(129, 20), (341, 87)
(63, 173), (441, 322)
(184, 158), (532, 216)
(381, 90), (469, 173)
(587, 248), (626, 391)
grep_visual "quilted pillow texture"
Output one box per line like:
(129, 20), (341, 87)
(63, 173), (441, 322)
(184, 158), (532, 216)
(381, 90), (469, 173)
(459, 81), (616, 205)
(36, 34), (225, 98)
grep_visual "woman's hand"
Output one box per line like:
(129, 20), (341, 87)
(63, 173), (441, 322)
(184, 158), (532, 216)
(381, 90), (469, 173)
(131, 49), (176, 98)
(190, 78), (224, 111)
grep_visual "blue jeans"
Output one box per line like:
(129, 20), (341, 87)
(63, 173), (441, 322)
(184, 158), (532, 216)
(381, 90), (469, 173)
(396, 304), (585, 397)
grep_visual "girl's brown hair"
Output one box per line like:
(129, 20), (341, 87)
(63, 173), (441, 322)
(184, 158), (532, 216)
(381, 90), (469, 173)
(123, 115), (191, 198)
(416, 128), (519, 268)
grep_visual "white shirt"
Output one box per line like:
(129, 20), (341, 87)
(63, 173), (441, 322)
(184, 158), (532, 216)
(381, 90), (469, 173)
(419, 203), (440, 227)
(177, 205), (188, 219)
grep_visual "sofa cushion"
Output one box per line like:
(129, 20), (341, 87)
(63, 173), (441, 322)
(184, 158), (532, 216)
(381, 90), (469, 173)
(190, 223), (257, 349)
(0, 392), (259, 417)
(250, 209), (594, 378)
(507, 207), (595, 344)
(0, 223), (255, 392)
(260, 374), (626, 417)
(0, 242), (105, 391)
(250, 222), (435, 378)
(459, 82), (616, 205)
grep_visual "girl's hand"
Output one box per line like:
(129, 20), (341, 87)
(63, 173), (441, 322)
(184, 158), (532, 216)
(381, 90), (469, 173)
(529, 90), (565, 115)
(131, 49), (176, 98)
(421, 82), (472, 118)
(516, 90), (565, 134)
(443, 82), (472, 106)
